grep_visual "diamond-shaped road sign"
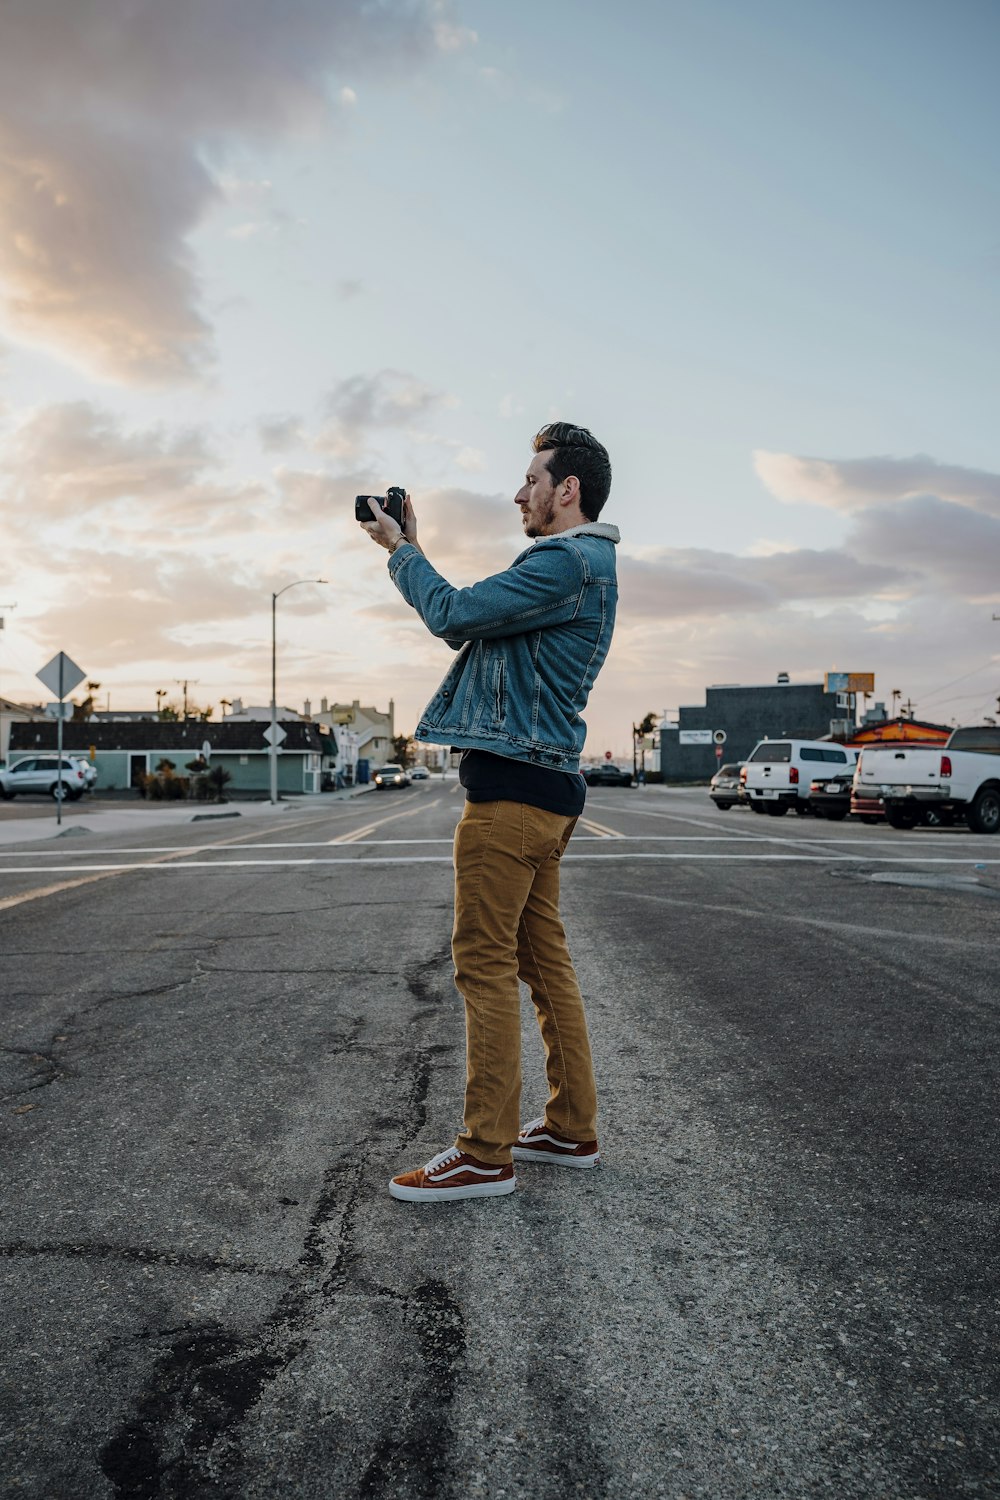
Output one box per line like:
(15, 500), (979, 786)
(262, 723), (287, 748)
(36, 652), (86, 700)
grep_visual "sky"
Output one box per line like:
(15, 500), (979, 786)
(1, 0), (998, 756)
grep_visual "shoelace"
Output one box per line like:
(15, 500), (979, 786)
(425, 1147), (462, 1175)
(520, 1117), (545, 1137)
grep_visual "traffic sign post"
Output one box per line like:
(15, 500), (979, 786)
(36, 652), (86, 826)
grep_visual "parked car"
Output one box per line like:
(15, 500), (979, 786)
(808, 771), (854, 820)
(0, 756), (89, 801)
(853, 726), (1000, 833)
(373, 764), (411, 789)
(582, 763), (633, 787)
(69, 755), (97, 789)
(409, 765), (430, 780)
(709, 762), (745, 810)
(741, 740), (858, 816)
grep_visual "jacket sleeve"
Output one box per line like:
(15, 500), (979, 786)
(387, 542), (583, 645)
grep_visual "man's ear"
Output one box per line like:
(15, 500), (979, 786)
(560, 474), (581, 506)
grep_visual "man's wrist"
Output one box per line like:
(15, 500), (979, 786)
(391, 535), (411, 554)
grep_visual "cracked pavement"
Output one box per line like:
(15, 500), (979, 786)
(1, 785), (998, 1498)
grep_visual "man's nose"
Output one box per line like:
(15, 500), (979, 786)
(515, 485), (527, 504)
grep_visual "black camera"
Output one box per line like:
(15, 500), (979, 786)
(356, 486), (406, 526)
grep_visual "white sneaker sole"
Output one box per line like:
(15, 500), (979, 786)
(388, 1176), (517, 1202)
(511, 1147), (600, 1168)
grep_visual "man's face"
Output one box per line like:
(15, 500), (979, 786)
(515, 451), (559, 538)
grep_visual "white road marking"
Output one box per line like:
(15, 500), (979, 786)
(584, 800), (979, 845)
(617, 889), (998, 948)
(0, 805), (385, 912)
(577, 816), (624, 839)
(327, 796), (442, 843)
(1, 853), (998, 876)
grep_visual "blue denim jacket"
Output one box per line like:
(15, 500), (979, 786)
(387, 522), (619, 770)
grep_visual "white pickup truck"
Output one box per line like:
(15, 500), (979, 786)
(853, 726), (1000, 833)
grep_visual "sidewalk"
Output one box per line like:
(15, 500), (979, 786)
(0, 783), (377, 846)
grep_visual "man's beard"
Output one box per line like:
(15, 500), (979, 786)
(524, 495), (556, 538)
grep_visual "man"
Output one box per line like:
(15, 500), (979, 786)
(361, 422), (618, 1202)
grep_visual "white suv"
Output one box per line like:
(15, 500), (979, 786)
(741, 739), (858, 817)
(0, 756), (89, 801)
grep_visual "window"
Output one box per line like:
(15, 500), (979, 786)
(800, 748), (824, 761)
(748, 742), (791, 763)
(948, 728), (1000, 755)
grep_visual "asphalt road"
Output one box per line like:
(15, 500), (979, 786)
(2, 784), (998, 1500)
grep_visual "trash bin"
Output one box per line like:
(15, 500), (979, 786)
(356, 758), (370, 785)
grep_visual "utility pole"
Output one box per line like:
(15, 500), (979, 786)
(174, 679), (199, 721)
(270, 580), (328, 804)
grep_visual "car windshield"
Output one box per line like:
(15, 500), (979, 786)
(375, 766), (403, 774)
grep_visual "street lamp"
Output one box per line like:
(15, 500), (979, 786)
(270, 579), (328, 805)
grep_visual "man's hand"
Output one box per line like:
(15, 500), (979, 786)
(361, 493), (422, 554)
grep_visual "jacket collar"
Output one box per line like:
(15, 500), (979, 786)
(539, 521), (620, 544)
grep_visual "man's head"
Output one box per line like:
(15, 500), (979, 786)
(515, 421), (612, 538)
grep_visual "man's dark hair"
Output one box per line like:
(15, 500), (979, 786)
(532, 421), (611, 522)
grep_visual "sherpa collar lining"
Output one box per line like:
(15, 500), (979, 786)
(542, 522), (620, 543)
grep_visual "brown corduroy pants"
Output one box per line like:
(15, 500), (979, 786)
(451, 799), (598, 1166)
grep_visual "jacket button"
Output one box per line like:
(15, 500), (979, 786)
(442, 691), (450, 699)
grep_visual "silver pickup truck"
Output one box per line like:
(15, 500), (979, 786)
(854, 726), (1000, 833)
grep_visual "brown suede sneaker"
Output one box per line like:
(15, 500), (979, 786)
(388, 1147), (517, 1202)
(511, 1117), (600, 1168)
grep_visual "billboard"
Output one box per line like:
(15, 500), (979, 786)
(679, 729), (714, 745)
(825, 672), (875, 693)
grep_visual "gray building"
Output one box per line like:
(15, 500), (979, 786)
(662, 678), (844, 782)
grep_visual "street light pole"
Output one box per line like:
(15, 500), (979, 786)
(270, 579), (328, 806)
(0, 604), (17, 761)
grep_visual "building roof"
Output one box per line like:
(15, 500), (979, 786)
(852, 717), (952, 743)
(10, 719), (336, 755)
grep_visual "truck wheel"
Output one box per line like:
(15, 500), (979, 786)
(764, 803), (788, 817)
(748, 801), (765, 815)
(824, 810), (848, 822)
(966, 786), (1000, 835)
(886, 806), (918, 830)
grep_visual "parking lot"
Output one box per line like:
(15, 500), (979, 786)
(2, 783), (998, 1498)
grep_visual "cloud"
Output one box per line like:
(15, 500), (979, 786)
(316, 368), (454, 461)
(1, 401), (263, 531)
(258, 415), (305, 453)
(755, 450), (1000, 516)
(616, 545), (906, 622)
(0, 0), (457, 383)
(849, 495), (1000, 597)
(404, 488), (523, 582)
(23, 548), (276, 669)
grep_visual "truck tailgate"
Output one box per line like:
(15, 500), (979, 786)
(858, 747), (942, 788)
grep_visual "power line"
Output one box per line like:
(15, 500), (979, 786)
(916, 657), (998, 705)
